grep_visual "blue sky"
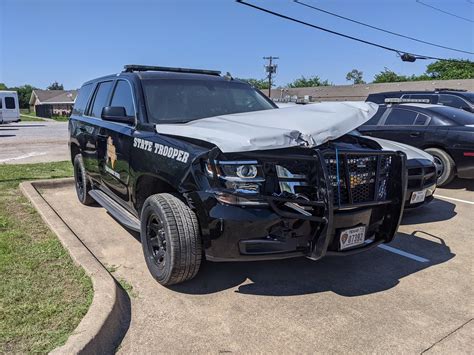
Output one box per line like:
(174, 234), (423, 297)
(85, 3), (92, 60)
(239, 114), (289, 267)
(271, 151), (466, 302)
(0, 0), (473, 89)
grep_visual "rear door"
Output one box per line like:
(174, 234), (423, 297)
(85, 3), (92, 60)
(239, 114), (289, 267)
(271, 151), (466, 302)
(96, 80), (136, 203)
(1, 95), (20, 123)
(369, 107), (428, 147)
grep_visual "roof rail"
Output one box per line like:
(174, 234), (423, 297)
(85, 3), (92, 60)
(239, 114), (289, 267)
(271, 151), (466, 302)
(435, 88), (467, 92)
(123, 64), (221, 76)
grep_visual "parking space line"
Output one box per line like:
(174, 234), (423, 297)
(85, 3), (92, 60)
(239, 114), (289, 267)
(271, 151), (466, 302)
(434, 194), (474, 205)
(378, 244), (430, 263)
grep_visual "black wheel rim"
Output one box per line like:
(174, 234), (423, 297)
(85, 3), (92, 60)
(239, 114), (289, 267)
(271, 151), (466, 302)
(75, 162), (85, 199)
(433, 156), (445, 178)
(146, 214), (167, 266)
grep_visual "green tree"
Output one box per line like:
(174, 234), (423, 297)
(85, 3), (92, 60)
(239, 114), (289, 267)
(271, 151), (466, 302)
(345, 69), (365, 84)
(425, 59), (474, 80)
(373, 68), (410, 83)
(47, 81), (64, 90)
(288, 75), (331, 88)
(237, 78), (269, 90)
(0, 83), (8, 90)
(8, 85), (38, 109)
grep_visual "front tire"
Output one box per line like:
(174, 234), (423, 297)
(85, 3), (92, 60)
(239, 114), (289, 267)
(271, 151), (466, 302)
(140, 193), (202, 286)
(425, 148), (455, 187)
(73, 154), (95, 205)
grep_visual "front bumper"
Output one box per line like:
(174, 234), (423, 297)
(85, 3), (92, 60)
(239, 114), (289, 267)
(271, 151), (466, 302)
(404, 162), (437, 208)
(190, 149), (406, 262)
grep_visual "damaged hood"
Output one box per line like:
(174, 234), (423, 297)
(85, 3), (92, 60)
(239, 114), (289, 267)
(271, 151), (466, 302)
(155, 101), (378, 153)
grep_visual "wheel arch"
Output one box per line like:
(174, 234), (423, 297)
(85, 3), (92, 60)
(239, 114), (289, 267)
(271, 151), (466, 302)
(133, 174), (180, 216)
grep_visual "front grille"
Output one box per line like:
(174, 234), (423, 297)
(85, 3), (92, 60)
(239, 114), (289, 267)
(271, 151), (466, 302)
(407, 165), (436, 189)
(325, 153), (393, 206)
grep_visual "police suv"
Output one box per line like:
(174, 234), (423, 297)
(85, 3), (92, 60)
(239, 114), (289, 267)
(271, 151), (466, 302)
(69, 65), (407, 285)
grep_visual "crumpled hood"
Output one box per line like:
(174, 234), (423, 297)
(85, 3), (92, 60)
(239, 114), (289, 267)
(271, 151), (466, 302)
(367, 136), (434, 162)
(155, 101), (378, 153)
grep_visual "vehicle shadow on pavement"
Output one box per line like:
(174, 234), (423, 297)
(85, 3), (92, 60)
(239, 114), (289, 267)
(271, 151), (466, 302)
(170, 231), (454, 297)
(442, 178), (474, 192)
(400, 198), (456, 225)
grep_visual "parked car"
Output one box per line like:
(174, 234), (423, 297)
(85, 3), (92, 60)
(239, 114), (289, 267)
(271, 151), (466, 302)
(0, 91), (20, 124)
(358, 103), (474, 186)
(70, 65), (407, 285)
(366, 89), (474, 113)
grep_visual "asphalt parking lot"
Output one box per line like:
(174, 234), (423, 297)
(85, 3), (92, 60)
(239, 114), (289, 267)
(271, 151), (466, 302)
(38, 179), (473, 353)
(0, 122), (69, 164)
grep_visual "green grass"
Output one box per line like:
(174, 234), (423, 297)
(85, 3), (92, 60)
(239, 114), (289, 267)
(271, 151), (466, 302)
(19, 109), (44, 122)
(0, 161), (93, 353)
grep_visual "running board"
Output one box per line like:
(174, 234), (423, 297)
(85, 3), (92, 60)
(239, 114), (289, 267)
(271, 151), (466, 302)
(88, 190), (140, 232)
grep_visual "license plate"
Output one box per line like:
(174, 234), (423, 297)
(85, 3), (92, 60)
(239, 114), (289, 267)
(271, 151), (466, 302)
(410, 189), (426, 204)
(340, 226), (366, 250)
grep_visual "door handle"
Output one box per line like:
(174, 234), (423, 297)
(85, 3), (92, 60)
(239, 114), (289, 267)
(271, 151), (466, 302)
(410, 132), (420, 137)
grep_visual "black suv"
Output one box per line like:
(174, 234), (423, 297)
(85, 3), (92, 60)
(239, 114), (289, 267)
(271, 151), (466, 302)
(367, 90), (474, 113)
(69, 65), (406, 285)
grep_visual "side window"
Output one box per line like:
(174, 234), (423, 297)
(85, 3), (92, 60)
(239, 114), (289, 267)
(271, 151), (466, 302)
(90, 81), (113, 118)
(110, 81), (135, 117)
(363, 107), (386, 126)
(414, 113), (429, 126)
(384, 108), (418, 126)
(0, 99), (2, 109)
(72, 83), (94, 116)
(5, 97), (16, 109)
(439, 94), (468, 109)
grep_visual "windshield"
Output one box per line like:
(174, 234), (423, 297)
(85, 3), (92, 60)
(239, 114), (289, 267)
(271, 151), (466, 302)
(429, 106), (474, 125)
(143, 79), (275, 123)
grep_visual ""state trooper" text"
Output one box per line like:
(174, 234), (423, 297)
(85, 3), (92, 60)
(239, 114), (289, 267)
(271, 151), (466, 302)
(133, 137), (189, 163)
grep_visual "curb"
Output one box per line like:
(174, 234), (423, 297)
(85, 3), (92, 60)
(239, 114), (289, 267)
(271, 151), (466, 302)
(20, 178), (129, 354)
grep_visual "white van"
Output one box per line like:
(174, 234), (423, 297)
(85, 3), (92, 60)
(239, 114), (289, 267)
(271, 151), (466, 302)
(0, 91), (21, 124)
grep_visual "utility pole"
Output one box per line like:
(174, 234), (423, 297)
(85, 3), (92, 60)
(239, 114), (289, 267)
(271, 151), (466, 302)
(263, 56), (279, 98)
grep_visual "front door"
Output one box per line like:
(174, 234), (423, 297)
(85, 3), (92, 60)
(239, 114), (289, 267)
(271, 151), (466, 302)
(96, 80), (136, 203)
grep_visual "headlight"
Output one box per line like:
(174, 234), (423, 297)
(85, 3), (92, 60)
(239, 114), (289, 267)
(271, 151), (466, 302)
(205, 159), (266, 199)
(206, 160), (264, 182)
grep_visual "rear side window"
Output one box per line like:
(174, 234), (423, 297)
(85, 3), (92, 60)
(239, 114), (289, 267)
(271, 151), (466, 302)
(90, 81), (113, 118)
(414, 114), (429, 126)
(384, 108), (418, 125)
(110, 81), (135, 117)
(72, 84), (94, 116)
(0, 99), (2, 109)
(439, 94), (469, 109)
(5, 97), (16, 109)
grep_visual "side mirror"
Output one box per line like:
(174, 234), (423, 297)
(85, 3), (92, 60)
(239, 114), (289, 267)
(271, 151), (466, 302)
(101, 106), (135, 124)
(461, 106), (473, 113)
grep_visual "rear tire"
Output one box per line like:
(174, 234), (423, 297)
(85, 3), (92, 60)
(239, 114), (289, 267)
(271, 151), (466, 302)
(73, 154), (95, 205)
(425, 148), (455, 187)
(140, 193), (202, 286)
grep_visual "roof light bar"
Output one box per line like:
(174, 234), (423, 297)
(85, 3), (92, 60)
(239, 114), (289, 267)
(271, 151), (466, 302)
(123, 65), (221, 76)
(384, 98), (431, 104)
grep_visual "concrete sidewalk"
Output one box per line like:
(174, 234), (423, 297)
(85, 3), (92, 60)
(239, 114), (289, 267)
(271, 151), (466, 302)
(37, 181), (473, 353)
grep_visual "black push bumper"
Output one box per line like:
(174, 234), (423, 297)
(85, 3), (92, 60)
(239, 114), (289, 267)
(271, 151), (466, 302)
(190, 149), (407, 262)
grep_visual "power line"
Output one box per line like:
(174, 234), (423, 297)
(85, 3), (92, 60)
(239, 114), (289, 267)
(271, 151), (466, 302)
(235, 0), (464, 62)
(294, 0), (474, 55)
(416, 0), (474, 23)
